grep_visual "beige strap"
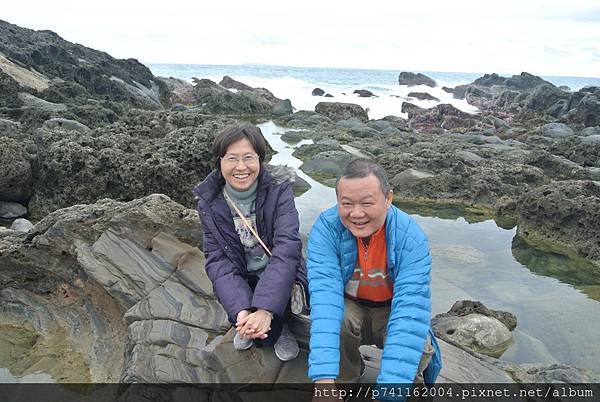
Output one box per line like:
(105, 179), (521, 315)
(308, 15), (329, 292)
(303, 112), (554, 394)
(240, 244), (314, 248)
(223, 190), (272, 257)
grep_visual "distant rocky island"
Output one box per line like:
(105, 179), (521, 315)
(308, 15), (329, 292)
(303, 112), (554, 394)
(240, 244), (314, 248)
(1, 19), (599, 390)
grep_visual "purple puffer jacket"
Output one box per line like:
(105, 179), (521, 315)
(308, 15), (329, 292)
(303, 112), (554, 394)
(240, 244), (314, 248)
(193, 167), (307, 323)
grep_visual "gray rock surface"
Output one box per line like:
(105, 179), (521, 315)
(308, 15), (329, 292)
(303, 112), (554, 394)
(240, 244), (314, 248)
(300, 150), (353, 175)
(398, 72), (437, 87)
(10, 218), (34, 232)
(408, 92), (440, 101)
(272, 99), (293, 116)
(0, 137), (32, 202)
(315, 102), (369, 122)
(539, 123), (575, 138)
(42, 118), (90, 133)
(432, 314), (513, 358)
(0, 201), (27, 218)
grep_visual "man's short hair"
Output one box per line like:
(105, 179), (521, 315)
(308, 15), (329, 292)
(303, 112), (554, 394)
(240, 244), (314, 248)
(335, 159), (391, 196)
(211, 124), (267, 173)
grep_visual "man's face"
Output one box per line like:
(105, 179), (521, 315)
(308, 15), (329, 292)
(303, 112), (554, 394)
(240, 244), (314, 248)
(337, 174), (393, 238)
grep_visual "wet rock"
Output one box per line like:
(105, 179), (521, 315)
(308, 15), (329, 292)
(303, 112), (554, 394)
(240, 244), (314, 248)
(488, 116), (511, 130)
(390, 168), (435, 188)
(353, 89), (375, 97)
(402, 103), (482, 134)
(581, 126), (600, 136)
(272, 99), (293, 116)
(581, 135), (600, 145)
(10, 218), (34, 232)
(158, 77), (196, 105)
(0, 201), (27, 218)
(432, 313), (513, 358)
(408, 92), (440, 101)
(324, 93), (333, 97)
(280, 131), (304, 144)
(42, 118), (90, 133)
(473, 73), (508, 87)
(312, 87), (325, 96)
(300, 150), (353, 175)
(218, 75), (253, 91)
(0, 137), (32, 202)
(336, 117), (366, 130)
(442, 300), (517, 331)
(574, 92), (600, 127)
(539, 123), (575, 138)
(507, 363), (600, 383)
(398, 72), (437, 87)
(315, 102), (369, 122)
(348, 125), (380, 138)
(523, 84), (569, 111)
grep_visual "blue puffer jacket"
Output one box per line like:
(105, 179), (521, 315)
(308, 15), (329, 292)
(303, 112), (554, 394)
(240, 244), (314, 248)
(193, 168), (307, 323)
(307, 204), (442, 385)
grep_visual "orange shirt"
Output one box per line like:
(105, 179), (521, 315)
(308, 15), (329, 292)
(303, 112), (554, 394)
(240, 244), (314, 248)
(344, 224), (394, 303)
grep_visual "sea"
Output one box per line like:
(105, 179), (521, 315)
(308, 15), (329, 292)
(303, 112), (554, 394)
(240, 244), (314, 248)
(148, 63), (600, 120)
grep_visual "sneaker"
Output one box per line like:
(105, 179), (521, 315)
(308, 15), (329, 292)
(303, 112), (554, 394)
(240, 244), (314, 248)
(274, 323), (299, 361)
(233, 332), (253, 351)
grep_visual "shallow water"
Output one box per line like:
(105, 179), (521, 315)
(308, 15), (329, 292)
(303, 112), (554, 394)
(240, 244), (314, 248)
(258, 121), (600, 373)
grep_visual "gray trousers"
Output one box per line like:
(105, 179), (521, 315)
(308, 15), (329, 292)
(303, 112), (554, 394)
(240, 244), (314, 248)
(337, 297), (434, 383)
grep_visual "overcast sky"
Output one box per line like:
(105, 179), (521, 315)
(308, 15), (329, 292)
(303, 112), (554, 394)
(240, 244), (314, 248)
(3, 0), (600, 77)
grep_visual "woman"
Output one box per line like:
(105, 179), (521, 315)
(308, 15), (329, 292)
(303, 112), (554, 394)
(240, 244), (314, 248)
(193, 124), (306, 361)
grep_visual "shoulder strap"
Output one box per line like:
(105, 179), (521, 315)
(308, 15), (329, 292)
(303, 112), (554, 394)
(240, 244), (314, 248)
(223, 190), (272, 257)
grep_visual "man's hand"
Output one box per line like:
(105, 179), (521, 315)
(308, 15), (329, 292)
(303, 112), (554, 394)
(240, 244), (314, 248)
(236, 309), (272, 339)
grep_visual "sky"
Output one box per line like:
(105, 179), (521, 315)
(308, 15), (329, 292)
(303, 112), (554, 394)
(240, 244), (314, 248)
(2, 0), (600, 78)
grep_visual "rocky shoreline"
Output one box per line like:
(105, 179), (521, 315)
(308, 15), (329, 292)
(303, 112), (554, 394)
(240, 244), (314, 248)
(1, 19), (600, 385)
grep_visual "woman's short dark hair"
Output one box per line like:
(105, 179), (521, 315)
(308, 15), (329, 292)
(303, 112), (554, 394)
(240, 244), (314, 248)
(211, 124), (267, 172)
(335, 158), (391, 196)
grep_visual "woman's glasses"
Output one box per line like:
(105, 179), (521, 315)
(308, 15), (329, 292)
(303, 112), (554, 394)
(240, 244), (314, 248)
(221, 154), (259, 165)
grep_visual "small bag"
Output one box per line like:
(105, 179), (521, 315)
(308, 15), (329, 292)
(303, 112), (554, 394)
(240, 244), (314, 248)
(224, 190), (310, 315)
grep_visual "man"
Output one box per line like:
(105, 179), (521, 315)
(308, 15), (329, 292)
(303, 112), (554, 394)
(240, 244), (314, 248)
(307, 159), (442, 395)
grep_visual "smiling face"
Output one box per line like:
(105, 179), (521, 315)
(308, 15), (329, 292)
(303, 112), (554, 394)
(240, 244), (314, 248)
(220, 137), (260, 191)
(337, 173), (393, 239)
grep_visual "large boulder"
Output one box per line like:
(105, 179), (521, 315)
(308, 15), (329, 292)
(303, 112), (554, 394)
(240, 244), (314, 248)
(272, 99), (293, 116)
(315, 102), (369, 122)
(192, 78), (274, 114)
(353, 89), (375, 97)
(300, 150), (354, 175)
(398, 72), (437, 87)
(158, 77), (196, 105)
(402, 103), (482, 134)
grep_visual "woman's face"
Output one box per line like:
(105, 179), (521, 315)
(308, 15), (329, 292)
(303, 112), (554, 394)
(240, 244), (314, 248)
(220, 137), (260, 191)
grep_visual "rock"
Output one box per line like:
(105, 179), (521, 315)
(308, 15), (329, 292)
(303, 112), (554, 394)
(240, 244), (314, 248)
(218, 75), (253, 91)
(0, 118), (21, 138)
(402, 103), (481, 134)
(398, 72), (437, 87)
(159, 77), (196, 105)
(0, 201), (27, 218)
(539, 123), (575, 138)
(407, 92), (440, 102)
(315, 102), (369, 122)
(324, 93), (334, 98)
(353, 89), (375, 97)
(442, 86), (455, 94)
(18, 92), (67, 112)
(575, 93), (600, 127)
(442, 300), (517, 331)
(455, 150), (483, 166)
(488, 116), (511, 130)
(42, 118), (90, 133)
(272, 99), (293, 116)
(192, 78), (273, 114)
(171, 103), (186, 111)
(432, 313), (513, 358)
(581, 126), (600, 136)
(9, 218), (34, 232)
(312, 88), (325, 96)
(266, 164), (311, 194)
(348, 125), (380, 138)
(505, 72), (553, 90)
(523, 84), (569, 111)
(390, 169), (435, 188)
(336, 117), (366, 130)
(300, 150), (353, 175)
(508, 363), (600, 383)
(27, 116), (223, 218)
(581, 135), (600, 145)
(473, 73), (508, 86)
(513, 180), (600, 264)
(0, 137), (32, 202)
(280, 131), (304, 144)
